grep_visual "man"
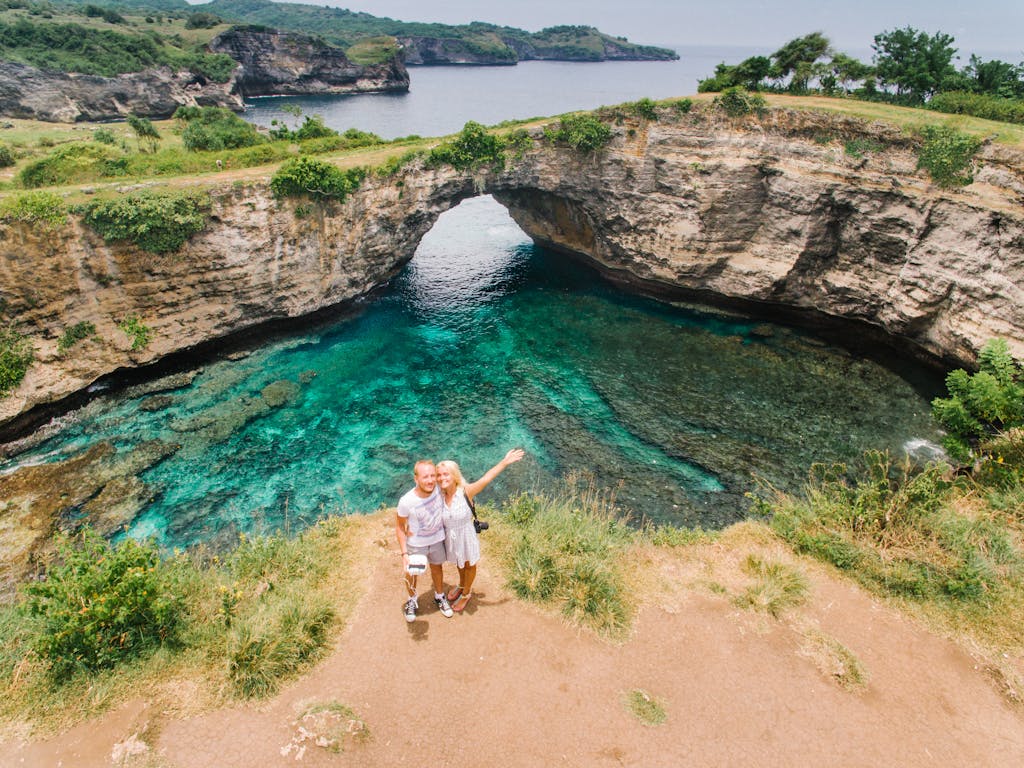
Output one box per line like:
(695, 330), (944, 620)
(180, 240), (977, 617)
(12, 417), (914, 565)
(396, 459), (453, 622)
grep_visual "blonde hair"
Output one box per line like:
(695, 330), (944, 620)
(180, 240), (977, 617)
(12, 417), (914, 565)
(436, 460), (465, 489)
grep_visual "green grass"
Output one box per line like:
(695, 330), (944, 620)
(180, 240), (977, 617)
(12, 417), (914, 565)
(625, 688), (667, 725)
(734, 554), (810, 617)
(491, 476), (636, 636)
(758, 450), (1024, 655)
(0, 515), (358, 732)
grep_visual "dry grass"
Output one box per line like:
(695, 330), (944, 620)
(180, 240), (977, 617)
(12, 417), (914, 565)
(760, 94), (1024, 148)
(798, 626), (869, 691)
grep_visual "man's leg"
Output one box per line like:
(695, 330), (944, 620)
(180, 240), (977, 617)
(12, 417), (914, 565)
(429, 563), (445, 595)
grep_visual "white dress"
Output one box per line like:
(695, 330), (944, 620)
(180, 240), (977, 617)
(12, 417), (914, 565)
(443, 487), (480, 567)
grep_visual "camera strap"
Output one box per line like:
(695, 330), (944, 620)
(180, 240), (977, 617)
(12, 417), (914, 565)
(465, 491), (480, 524)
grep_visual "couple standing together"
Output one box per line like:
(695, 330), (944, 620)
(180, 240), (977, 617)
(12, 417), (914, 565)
(395, 448), (525, 622)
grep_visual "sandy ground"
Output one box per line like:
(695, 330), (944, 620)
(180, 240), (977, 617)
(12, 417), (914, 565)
(4, 521), (1024, 768)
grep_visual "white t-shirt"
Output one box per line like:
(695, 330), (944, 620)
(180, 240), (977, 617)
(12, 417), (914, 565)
(397, 485), (445, 546)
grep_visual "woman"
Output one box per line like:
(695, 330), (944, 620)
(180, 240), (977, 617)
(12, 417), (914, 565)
(436, 448), (525, 612)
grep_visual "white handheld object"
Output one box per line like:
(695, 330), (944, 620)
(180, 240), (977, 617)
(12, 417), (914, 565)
(406, 553), (428, 575)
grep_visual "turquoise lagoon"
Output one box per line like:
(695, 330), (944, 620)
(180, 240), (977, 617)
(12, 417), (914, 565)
(5, 197), (944, 549)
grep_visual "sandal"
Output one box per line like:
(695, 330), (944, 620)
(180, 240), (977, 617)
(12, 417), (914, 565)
(447, 586), (463, 602)
(453, 592), (472, 613)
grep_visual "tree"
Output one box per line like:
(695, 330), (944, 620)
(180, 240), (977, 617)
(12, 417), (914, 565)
(824, 53), (874, 94)
(963, 55), (1024, 98)
(770, 32), (830, 93)
(872, 27), (957, 103)
(126, 114), (160, 153)
(697, 55), (771, 92)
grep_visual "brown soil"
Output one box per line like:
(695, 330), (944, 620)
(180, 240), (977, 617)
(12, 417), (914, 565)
(3, 520), (1023, 767)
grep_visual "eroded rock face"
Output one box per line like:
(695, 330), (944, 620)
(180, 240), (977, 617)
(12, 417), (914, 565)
(209, 28), (409, 96)
(1, 108), (1022, 440)
(0, 61), (242, 122)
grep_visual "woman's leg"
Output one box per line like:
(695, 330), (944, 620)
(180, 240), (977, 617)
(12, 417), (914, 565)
(462, 563), (477, 595)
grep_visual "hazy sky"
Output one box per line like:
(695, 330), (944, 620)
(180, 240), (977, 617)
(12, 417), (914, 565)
(275, 1), (1023, 57)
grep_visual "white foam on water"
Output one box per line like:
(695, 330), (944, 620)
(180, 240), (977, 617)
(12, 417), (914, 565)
(903, 438), (946, 462)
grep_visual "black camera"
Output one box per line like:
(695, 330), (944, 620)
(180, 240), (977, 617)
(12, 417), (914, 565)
(473, 519), (489, 533)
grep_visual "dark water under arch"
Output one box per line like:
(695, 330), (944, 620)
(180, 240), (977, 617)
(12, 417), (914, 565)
(4, 196), (945, 550)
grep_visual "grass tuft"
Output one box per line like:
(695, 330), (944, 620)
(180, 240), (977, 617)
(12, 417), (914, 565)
(625, 688), (667, 725)
(799, 628), (868, 691)
(492, 476), (635, 636)
(734, 554), (809, 617)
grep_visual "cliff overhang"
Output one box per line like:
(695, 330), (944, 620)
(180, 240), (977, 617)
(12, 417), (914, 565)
(1, 105), (1022, 440)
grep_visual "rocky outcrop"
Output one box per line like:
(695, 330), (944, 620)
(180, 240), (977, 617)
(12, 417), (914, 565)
(0, 61), (242, 122)
(398, 36), (516, 66)
(398, 33), (678, 66)
(209, 28), (409, 96)
(1, 106), (1022, 439)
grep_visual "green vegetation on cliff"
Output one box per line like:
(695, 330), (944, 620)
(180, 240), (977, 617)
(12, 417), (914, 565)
(0, 10), (235, 79)
(81, 189), (211, 253)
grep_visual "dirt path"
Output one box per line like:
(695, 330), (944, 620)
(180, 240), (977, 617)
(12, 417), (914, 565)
(5, 523), (1024, 767)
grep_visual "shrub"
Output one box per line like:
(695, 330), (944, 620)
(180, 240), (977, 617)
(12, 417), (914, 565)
(0, 190), (67, 228)
(126, 114), (160, 153)
(629, 97), (659, 120)
(92, 127), (117, 145)
(916, 124), (982, 187)
(0, 143), (14, 167)
(932, 339), (1024, 462)
(82, 190), (211, 253)
(425, 121), (508, 170)
(22, 529), (184, 679)
(546, 113), (613, 152)
(713, 86), (768, 117)
(270, 157), (366, 202)
(180, 107), (265, 152)
(672, 98), (694, 114)
(184, 11), (221, 29)
(0, 324), (33, 396)
(293, 115), (338, 141)
(18, 143), (119, 187)
(57, 321), (97, 352)
(118, 315), (152, 350)
(929, 91), (1024, 125)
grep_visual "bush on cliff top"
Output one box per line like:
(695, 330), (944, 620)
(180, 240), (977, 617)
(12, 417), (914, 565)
(270, 156), (367, 202)
(82, 190), (211, 254)
(545, 113), (613, 152)
(713, 86), (768, 117)
(425, 121), (513, 170)
(0, 190), (67, 228)
(179, 107), (265, 153)
(23, 530), (185, 680)
(17, 143), (120, 188)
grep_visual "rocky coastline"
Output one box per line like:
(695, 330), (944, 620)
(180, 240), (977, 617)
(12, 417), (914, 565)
(0, 28), (409, 122)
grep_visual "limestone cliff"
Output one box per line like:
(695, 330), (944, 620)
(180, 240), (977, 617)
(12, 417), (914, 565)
(0, 61), (242, 122)
(208, 28), (409, 97)
(1, 106), (1022, 439)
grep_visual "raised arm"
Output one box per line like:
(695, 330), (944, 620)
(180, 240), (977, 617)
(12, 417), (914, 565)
(464, 448), (525, 501)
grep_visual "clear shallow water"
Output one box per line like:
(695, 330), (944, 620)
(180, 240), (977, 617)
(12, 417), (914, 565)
(8, 197), (943, 549)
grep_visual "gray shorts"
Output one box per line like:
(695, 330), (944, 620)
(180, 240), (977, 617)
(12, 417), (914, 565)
(408, 540), (446, 565)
